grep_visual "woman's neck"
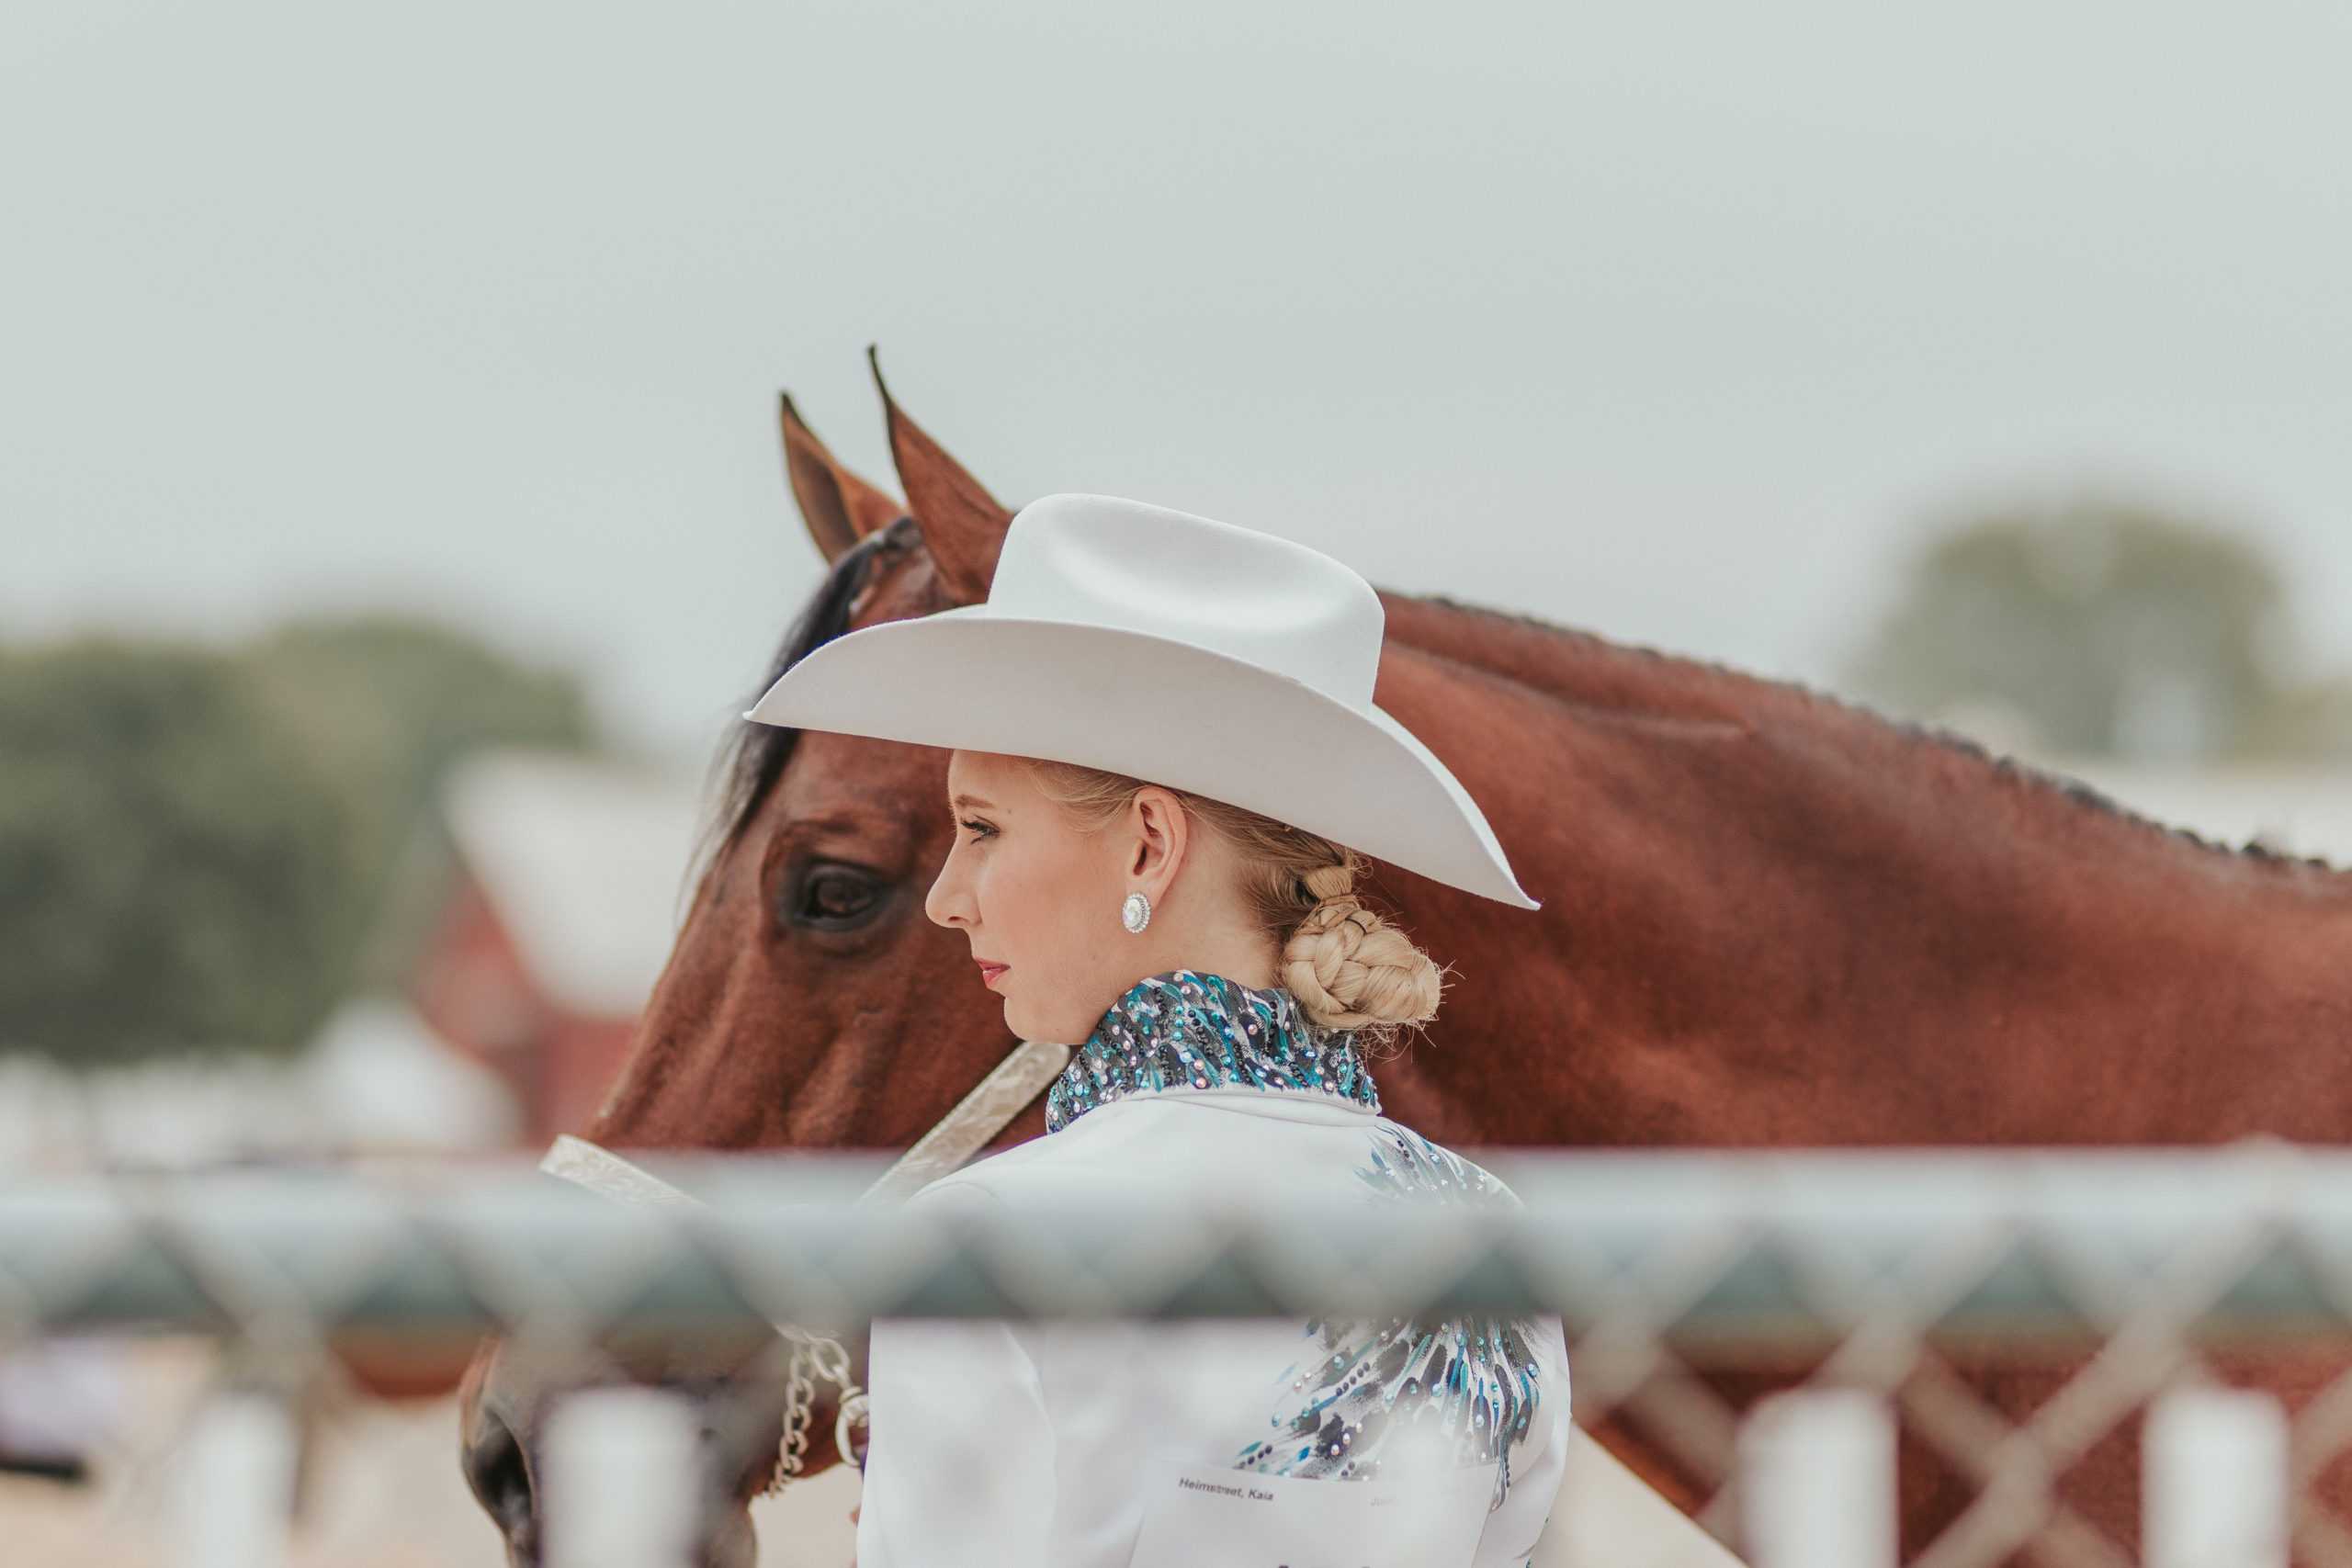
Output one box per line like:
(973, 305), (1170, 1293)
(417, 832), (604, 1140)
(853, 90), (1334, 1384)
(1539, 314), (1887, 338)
(1136, 936), (1279, 994)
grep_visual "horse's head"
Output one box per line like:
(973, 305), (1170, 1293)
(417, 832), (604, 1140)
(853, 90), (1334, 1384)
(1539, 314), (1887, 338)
(458, 353), (1027, 1566)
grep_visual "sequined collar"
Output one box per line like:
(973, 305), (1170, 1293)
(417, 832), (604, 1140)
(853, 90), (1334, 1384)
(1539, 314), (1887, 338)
(1043, 969), (1382, 1134)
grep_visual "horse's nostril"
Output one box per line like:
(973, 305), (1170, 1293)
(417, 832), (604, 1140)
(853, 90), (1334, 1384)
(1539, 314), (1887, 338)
(462, 1409), (542, 1565)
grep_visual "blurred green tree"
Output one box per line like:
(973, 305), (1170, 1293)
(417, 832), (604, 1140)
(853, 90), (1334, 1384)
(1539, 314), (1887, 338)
(0, 615), (598, 1065)
(0, 637), (356, 1063)
(235, 614), (600, 993)
(1845, 493), (2352, 761)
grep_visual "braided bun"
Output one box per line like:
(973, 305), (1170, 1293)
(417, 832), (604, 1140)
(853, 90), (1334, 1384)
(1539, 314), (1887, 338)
(1279, 863), (1444, 1041)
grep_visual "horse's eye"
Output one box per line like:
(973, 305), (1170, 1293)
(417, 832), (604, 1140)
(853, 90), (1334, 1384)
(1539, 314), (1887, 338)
(793, 863), (887, 931)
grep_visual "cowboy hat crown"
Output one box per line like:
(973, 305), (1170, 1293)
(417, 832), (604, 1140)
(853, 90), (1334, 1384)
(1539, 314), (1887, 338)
(744, 492), (1539, 909)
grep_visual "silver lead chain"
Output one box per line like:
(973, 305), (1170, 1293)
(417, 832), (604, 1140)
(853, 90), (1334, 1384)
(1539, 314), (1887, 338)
(768, 1326), (867, 1493)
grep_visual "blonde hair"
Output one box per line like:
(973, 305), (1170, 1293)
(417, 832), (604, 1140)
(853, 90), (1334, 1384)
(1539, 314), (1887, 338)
(1019, 758), (1448, 1054)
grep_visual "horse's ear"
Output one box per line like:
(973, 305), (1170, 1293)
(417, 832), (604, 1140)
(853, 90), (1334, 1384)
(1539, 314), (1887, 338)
(779, 391), (905, 566)
(867, 345), (1012, 604)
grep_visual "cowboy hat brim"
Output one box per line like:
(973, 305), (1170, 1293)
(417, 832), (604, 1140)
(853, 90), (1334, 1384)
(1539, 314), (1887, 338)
(742, 605), (1541, 910)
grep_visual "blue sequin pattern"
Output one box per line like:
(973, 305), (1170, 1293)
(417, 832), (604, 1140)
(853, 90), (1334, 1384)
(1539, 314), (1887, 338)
(1236, 1122), (1550, 1512)
(1043, 969), (1380, 1134)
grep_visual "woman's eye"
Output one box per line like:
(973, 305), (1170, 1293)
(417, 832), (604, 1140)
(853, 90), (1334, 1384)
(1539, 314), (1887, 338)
(958, 818), (995, 840)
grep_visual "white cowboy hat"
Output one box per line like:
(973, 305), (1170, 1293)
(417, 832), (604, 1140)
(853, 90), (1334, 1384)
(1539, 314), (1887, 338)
(742, 492), (1541, 909)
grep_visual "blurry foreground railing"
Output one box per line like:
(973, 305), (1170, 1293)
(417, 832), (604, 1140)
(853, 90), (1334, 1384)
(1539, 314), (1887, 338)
(9, 1141), (2352, 1565)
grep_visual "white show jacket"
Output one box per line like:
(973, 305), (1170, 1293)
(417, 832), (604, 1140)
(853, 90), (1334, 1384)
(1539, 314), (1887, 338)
(854, 1082), (1575, 1567)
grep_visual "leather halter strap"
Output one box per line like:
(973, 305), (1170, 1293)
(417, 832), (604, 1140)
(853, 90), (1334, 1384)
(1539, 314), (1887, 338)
(538, 1035), (1075, 1209)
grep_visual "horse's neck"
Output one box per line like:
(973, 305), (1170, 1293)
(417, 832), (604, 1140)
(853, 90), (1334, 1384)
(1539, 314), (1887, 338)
(1383, 584), (2345, 884)
(1379, 591), (1758, 727)
(1374, 589), (2352, 1148)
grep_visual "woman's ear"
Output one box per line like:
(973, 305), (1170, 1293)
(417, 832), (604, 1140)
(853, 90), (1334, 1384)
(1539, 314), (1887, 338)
(1126, 788), (1190, 896)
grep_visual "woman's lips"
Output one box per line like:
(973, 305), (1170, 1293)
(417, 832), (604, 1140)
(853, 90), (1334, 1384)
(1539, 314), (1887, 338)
(978, 963), (1009, 988)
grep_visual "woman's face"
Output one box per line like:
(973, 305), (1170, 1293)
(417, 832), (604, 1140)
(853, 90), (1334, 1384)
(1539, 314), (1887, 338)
(924, 750), (1187, 1044)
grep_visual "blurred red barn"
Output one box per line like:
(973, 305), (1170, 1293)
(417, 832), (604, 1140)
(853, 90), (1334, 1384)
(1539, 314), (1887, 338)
(408, 749), (707, 1148)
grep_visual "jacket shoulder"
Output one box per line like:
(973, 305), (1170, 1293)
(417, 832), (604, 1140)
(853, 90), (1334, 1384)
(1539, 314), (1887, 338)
(1362, 1116), (1528, 1209)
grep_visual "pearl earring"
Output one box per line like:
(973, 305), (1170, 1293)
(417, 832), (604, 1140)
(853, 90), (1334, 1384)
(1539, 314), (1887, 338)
(1121, 891), (1152, 933)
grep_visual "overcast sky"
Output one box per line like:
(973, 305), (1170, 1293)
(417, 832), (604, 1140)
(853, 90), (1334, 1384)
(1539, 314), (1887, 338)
(7, 1), (2348, 762)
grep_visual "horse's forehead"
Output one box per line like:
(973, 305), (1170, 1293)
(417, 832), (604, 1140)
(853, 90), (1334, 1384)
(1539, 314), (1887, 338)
(774, 729), (950, 820)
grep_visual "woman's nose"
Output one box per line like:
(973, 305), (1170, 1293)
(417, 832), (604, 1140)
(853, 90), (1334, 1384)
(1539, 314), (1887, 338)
(923, 863), (967, 929)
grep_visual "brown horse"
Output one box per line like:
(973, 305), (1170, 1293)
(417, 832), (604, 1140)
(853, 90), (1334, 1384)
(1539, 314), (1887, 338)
(458, 353), (2352, 1567)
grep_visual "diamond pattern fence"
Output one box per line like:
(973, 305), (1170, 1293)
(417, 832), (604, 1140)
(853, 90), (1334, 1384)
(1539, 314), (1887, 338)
(6, 1141), (2352, 1566)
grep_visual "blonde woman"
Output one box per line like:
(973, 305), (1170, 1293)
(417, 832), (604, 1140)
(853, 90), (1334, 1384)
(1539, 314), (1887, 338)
(745, 493), (1737, 1568)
